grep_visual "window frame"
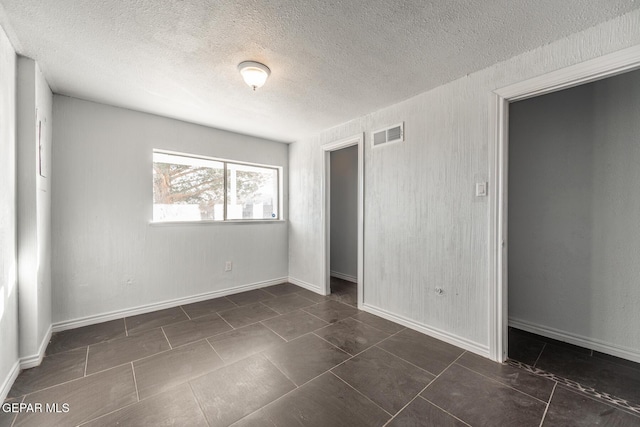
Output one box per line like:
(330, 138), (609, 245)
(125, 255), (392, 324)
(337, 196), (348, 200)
(152, 149), (283, 224)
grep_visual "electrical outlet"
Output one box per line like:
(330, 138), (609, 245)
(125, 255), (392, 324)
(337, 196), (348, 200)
(225, 261), (232, 272)
(435, 287), (445, 295)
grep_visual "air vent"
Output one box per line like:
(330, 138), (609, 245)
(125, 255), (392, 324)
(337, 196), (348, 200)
(372, 122), (404, 147)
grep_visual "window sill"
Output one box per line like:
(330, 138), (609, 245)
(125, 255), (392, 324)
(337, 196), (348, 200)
(149, 219), (287, 226)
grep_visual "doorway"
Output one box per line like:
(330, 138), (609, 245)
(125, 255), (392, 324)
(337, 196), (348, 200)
(322, 134), (364, 308)
(488, 44), (640, 363)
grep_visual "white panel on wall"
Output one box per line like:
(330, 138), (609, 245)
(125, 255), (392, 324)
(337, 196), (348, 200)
(288, 10), (640, 354)
(17, 56), (53, 361)
(509, 69), (640, 359)
(0, 25), (19, 401)
(52, 96), (289, 324)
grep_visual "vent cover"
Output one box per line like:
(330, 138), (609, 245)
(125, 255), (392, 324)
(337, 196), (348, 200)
(372, 122), (404, 147)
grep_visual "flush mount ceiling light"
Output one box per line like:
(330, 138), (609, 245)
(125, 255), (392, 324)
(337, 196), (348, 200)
(238, 61), (271, 91)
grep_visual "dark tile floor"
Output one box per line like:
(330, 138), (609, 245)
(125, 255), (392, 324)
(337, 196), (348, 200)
(508, 327), (640, 412)
(3, 285), (640, 426)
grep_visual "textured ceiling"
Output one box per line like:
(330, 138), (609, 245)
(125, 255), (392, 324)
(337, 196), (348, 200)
(0, 0), (638, 142)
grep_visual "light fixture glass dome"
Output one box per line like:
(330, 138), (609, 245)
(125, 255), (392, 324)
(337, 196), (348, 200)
(238, 61), (271, 90)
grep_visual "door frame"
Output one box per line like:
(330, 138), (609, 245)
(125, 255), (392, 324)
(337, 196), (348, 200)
(488, 44), (640, 362)
(321, 133), (364, 307)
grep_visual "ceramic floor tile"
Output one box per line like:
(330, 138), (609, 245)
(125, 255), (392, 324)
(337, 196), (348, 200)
(162, 313), (232, 348)
(294, 289), (331, 303)
(314, 317), (389, 355)
(260, 293), (317, 315)
(592, 351), (640, 372)
(329, 278), (358, 307)
(82, 383), (208, 427)
(386, 397), (468, 427)
(536, 344), (640, 404)
(133, 339), (223, 399)
(13, 365), (137, 427)
(377, 328), (464, 375)
(86, 328), (170, 375)
(261, 310), (329, 341)
(181, 297), (237, 319)
(1, 396), (24, 427)
(208, 323), (285, 364)
(218, 302), (279, 328)
(542, 386), (640, 426)
(233, 372), (390, 427)
(457, 352), (555, 402)
(421, 364), (546, 427)
(351, 312), (405, 334)
(46, 319), (126, 355)
(508, 328), (547, 366)
(225, 289), (274, 306)
(332, 346), (434, 414)
(263, 333), (350, 386)
(125, 307), (188, 335)
(190, 354), (295, 427)
(302, 300), (358, 323)
(8, 347), (87, 397)
(262, 283), (301, 297)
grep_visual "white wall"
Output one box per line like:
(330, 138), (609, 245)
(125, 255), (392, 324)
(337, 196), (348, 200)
(0, 24), (19, 400)
(288, 10), (640, 355)
(17, 56), (53, 361)
(509, 69), (640, 359)
(52, 96), (289, 324)
(330, 146), (358, 280)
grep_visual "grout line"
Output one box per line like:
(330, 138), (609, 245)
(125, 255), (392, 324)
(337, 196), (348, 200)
(205, 338), (225, 363)
(506, 359), (640, 418)
(383, 352), (468, 427)
(131, 362), (140, 402)
(299, 307), (331, 325)
(348, 316), (404, 336)
(418, 396), (473, 427)
(84, 346), (90, 377)
(161, 327), (173, 349)
(422, 351), (466, 392)
(454, 362), (549, 405)
(310, 332), (353, 357)
(262, 353), (298, 387)
(533, 343), (546, 368)
(539, 382), (558, 427)
(260, 321), (289, 342)
(123, 317), (129, 337)
(179, 305), (191, 320)
(231, 354), (358, 425)
(329, 371), (393, 417)
(225, 296), (241, 307)
(187, 382), (210, 423)
(374, 344), (439, 377)
(217, 313), (236, 330)
(8, 396), (25, 427)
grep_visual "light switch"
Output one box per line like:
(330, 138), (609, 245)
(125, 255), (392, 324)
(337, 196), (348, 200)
(475, 182), (487, 197)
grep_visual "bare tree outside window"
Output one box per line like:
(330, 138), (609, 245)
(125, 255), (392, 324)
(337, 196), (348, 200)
(152, 151), (279, 222)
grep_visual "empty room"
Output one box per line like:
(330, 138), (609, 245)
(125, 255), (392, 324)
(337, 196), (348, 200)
(1, 1), (640, 426)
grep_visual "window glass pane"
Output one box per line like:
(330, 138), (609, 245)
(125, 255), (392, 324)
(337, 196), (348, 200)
(153, 152), (224, 221)
(226, 163), (278, 220)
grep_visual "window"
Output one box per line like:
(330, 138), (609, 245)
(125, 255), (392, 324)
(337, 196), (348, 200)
(152, 150), (280, 222)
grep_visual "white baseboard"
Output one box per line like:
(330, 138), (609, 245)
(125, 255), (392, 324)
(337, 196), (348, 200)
(329, 271), (357, 283)
(363, 303), (490, 358)
(20, 325), (53, 369)
(287, 276), (326, 295)
(509, 317), (640, 364)
(53, 277), (288, 333)
(0, 360), (20, 402)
